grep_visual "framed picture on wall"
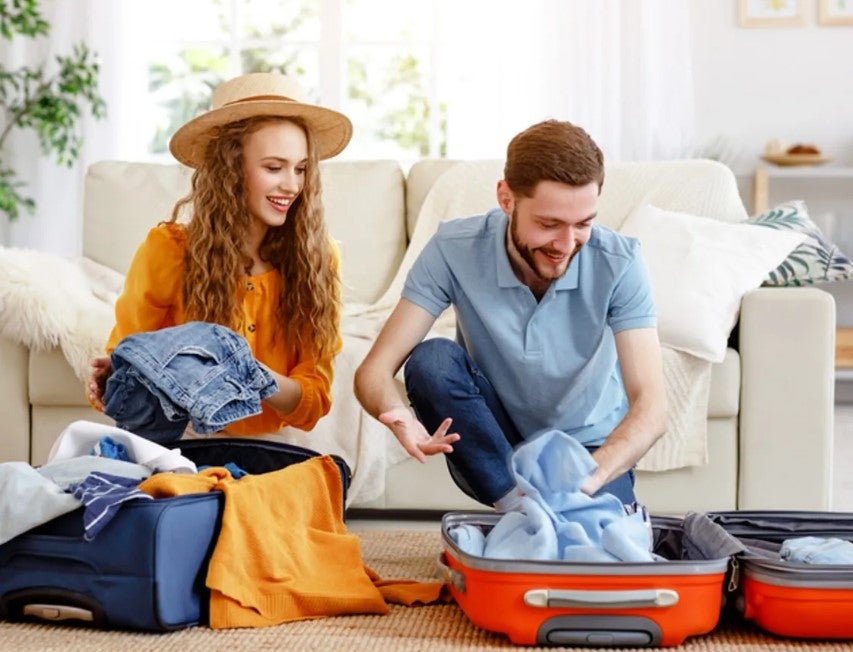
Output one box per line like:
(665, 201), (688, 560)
(738, 0), (805, 27)
(819, 0), (853, 25)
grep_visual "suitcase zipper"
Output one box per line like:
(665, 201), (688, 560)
(728, 555), (740, 592)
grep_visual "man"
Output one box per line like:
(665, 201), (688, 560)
(353, 119), (666, 511)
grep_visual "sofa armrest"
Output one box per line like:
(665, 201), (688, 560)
(0, 335), (31, 462)
(738, 287), (835, 509)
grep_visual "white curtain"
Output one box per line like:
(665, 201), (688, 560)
(0, 0), (131, 254)
(439, 0), (694, 162)
(1, 0), (695, 253)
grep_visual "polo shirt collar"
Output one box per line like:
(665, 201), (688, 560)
(494, 210), (580, 291)
(495, 212), (522, 288)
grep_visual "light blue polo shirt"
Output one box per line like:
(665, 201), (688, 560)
(402, 208), (656, 446)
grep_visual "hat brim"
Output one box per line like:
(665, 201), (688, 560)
(169, 99), (353, 167)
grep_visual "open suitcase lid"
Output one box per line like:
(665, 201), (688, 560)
(708, 510), (853, 586)
(708, 510), (853, 540)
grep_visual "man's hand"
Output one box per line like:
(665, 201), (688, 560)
(87, 356), (112, 411)
(378, 407), (460, 463)
(579, 469), (607, 497)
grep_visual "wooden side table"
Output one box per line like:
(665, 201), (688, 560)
(751, 165), (853, 215)
(751, 167), (770, 214)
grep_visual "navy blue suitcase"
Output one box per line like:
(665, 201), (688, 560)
(0, 438), (351, 631)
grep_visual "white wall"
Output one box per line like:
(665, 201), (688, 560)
(691, 0), (853, 173)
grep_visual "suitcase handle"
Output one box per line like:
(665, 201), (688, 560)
(524, 588), (679, 609)
(435, 553), (466, 592)
(1, 588), (105, 625)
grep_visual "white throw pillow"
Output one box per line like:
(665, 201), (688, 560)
(619, 204), (807, 363)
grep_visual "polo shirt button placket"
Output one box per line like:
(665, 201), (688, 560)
(247, 281), (255, 291)
(248, 324), (256, 333)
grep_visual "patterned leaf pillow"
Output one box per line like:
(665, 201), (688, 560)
(747, 200), (853, 286)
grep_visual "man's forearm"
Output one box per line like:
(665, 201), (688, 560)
(354, 363), (409, 420)
(585, 397), (667, 493)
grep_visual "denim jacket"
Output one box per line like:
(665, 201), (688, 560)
(104, 322), (278, 443)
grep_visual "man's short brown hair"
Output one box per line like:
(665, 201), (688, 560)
(504, 120), (604, 198)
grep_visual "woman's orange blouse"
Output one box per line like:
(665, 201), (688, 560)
(106, 223), (342, 435)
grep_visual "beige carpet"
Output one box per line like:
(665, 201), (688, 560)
(1, 528), (851, 651)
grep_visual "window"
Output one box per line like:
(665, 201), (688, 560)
(110, 2), (692, 166)
(124, 0), (446, 164)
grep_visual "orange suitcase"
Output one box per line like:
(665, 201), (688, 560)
(709, 510), (853, 640)
(439, 512), (729, 647)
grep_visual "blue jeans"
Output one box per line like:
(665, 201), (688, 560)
(105, 365), (189, 444)
(404, 338), (636, 506)
(104, 322), (278, 443)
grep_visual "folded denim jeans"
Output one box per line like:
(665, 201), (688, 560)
(781, 536), (853, 564)
(104, 322), (278, 442)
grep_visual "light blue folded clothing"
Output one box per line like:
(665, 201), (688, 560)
(602, 511), (657, 562)
(781, 536), (853, 565)
(468, 430), (655, 563)
(561, 544), (619, 563)
(511, 428), (599, 516)
(483, 497), (559, 560)
(514, 430), (654, 562)
(447, 523), (486, 557)
(554, 518), (596, 551)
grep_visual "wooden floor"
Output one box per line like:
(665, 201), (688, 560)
(838, 327), (853, 368)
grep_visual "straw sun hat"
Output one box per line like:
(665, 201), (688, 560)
(169, 72), (353, 167)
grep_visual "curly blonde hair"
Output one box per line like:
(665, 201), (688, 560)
(169, 115), (341, 360)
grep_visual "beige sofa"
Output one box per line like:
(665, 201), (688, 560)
(0, 158), (836, 514)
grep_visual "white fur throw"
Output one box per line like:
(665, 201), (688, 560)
(0, 247), (120, 382)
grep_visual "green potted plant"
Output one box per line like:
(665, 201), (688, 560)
(0, 0), (106, 221)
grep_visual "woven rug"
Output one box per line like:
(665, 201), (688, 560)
(1, 528), (850, 651)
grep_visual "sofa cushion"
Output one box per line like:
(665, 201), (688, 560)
(83, 159), (407, 305)
(598, 160), (750, 229)
(747, 200), (853, 287)
(406, 159), (752, 240)
(0, 337), (30, 462)
(29, 348), (85, 405)
(83, 161), (194, 277)
(320, 160), (407, 303)
(406, 159), (485, 239)
(620, 204), (806, 363)
(708, 349), (739, 418)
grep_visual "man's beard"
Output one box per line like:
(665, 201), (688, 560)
(510, 208), (575, 282)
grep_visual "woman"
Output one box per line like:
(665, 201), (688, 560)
(87, 72), (351, 436)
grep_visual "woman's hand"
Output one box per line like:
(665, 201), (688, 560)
(87, 357), (112, 411)
(257, 361), (302, 415)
